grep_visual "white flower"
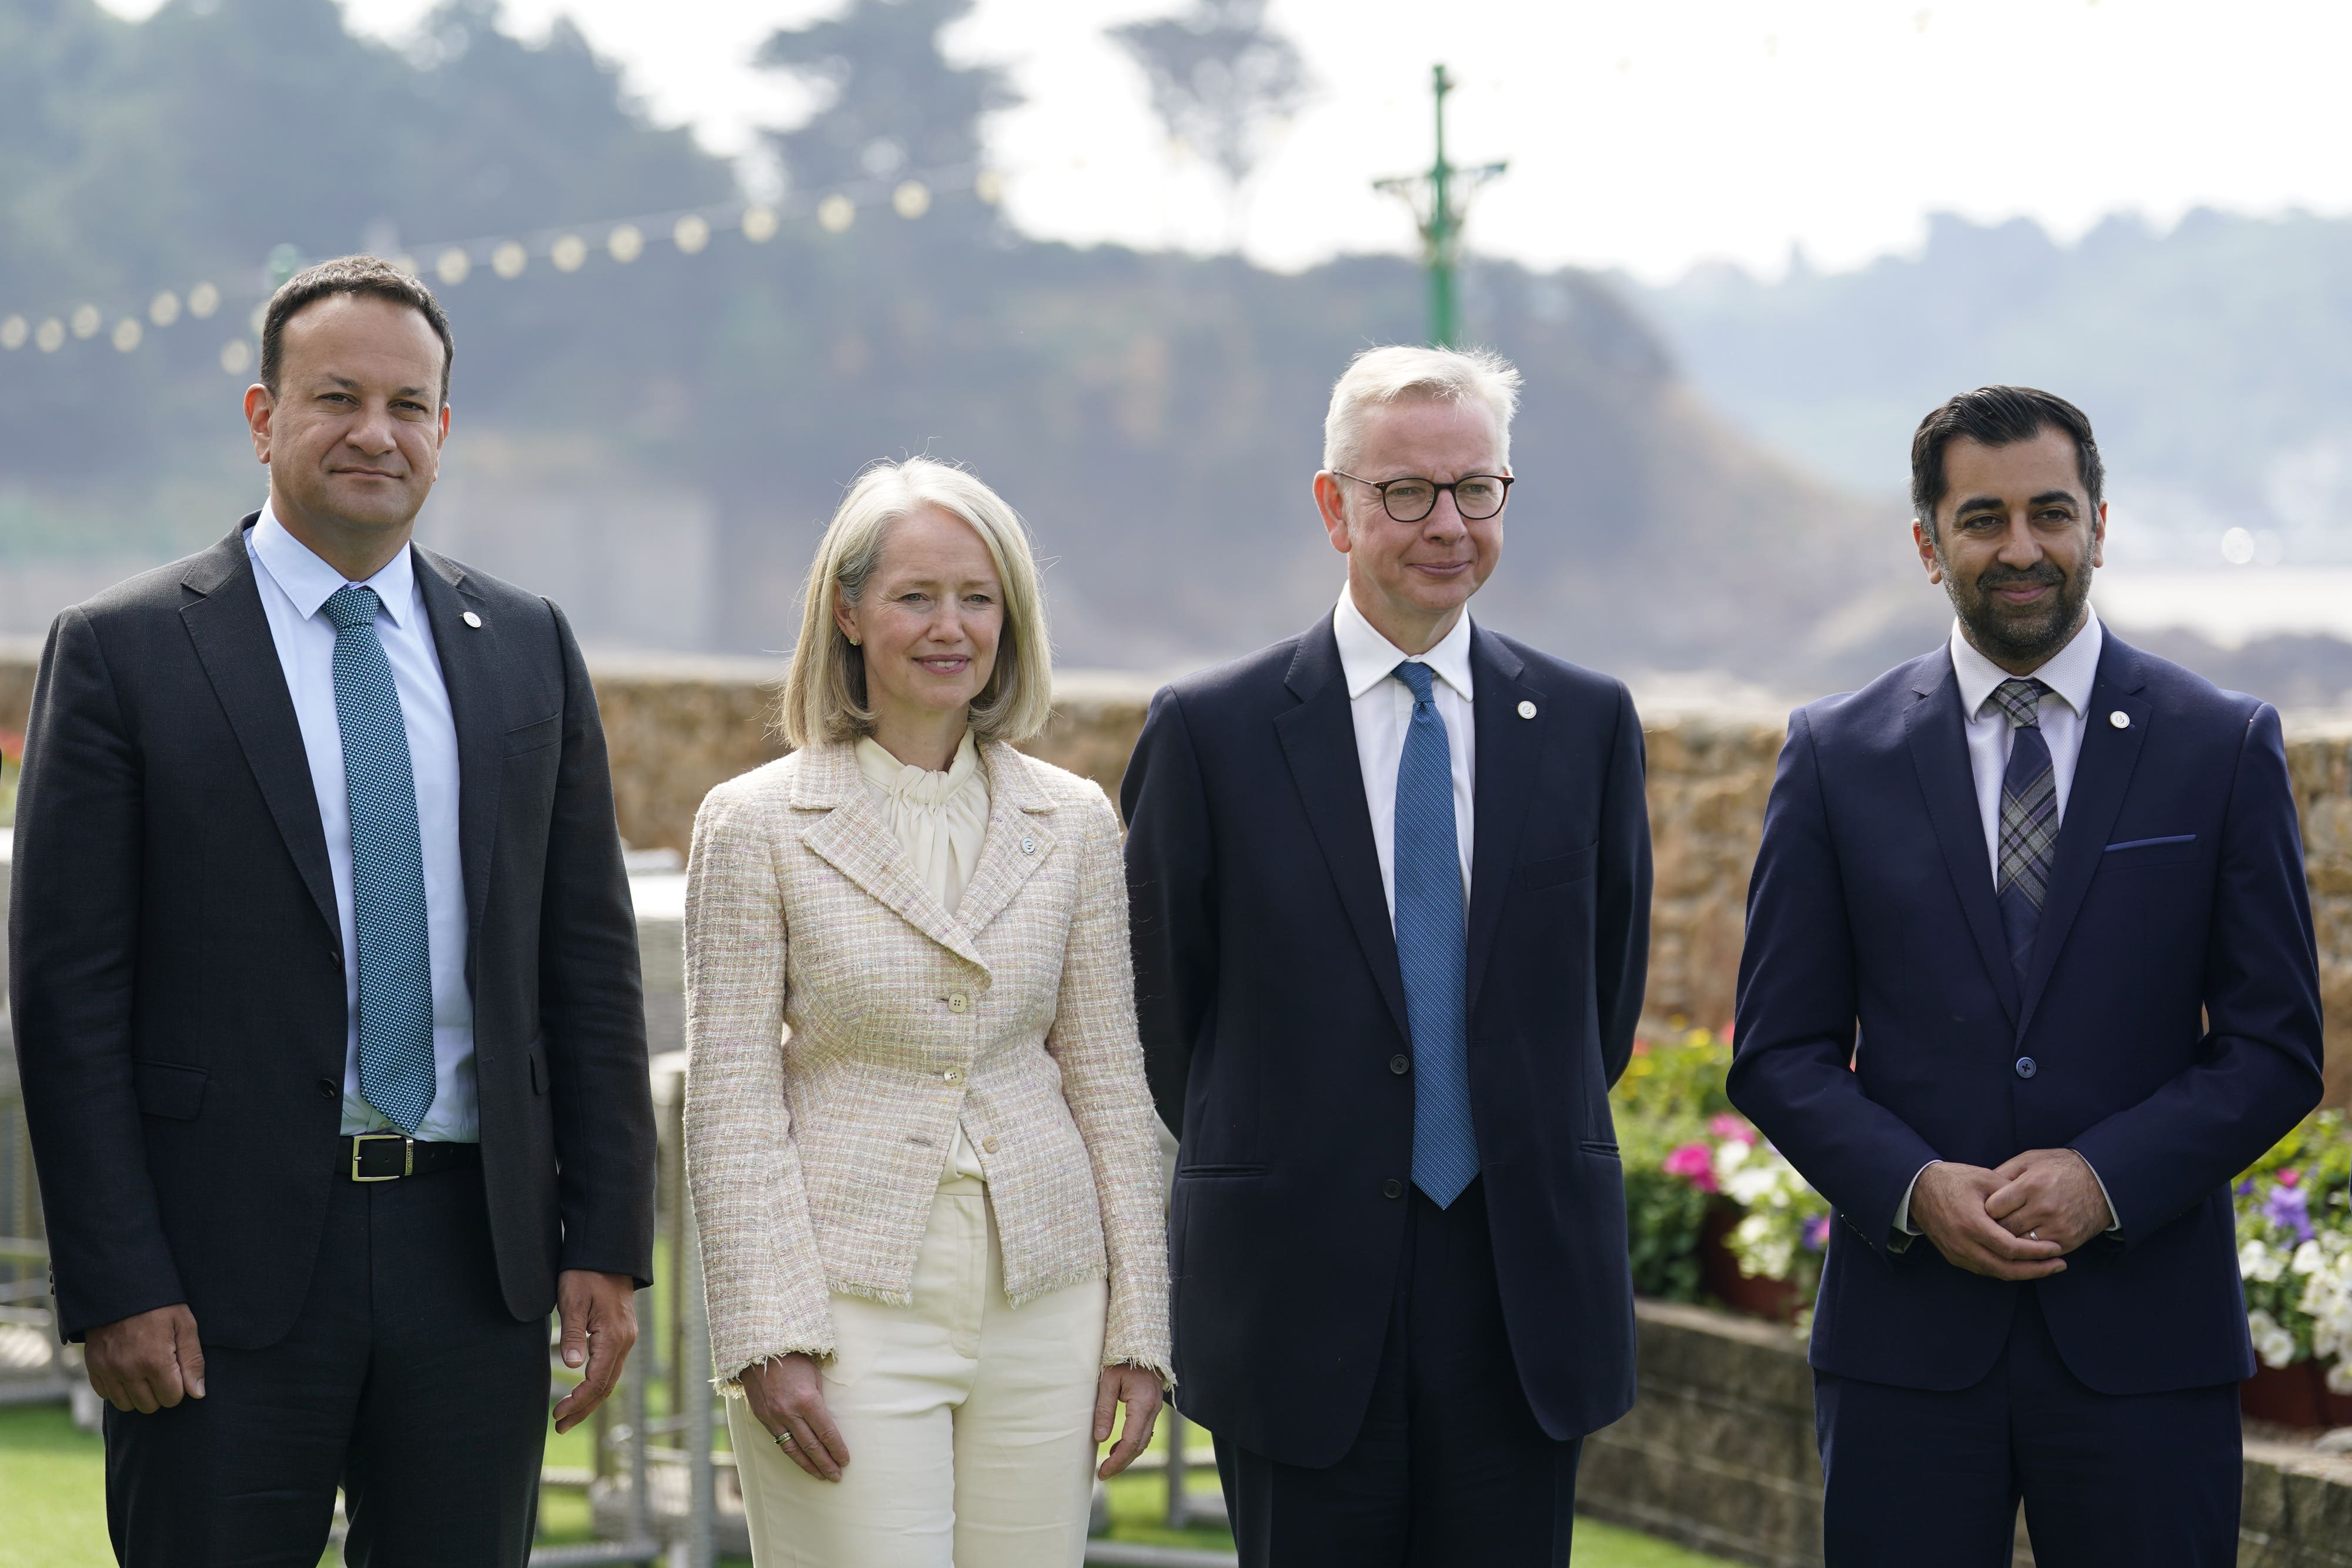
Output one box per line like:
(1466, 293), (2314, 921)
(2328, 1362), (2352, 1396)
(2290, 1239), (2325, 1278)
(1732, 1212), (1794, 1281)
(2241, 1239), (2284, 1284)
(2249, 1308), (2298, 1369)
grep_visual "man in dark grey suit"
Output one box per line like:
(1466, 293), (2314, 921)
(11, 256), (656, 1566)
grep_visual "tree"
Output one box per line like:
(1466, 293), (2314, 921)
(1110, 0), (1308, 249)
(756, 0), (1017, 203)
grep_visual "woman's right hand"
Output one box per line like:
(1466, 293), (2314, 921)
(742, 1353), (851, 1482)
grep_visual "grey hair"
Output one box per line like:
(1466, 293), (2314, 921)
(1321, 345), (1522, 474)
(777, 457), (1056, 750)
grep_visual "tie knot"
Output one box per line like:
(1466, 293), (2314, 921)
(1391, 660), (1438, 704)
(325, 584), (381, 633)
(1986, 677), (2049, 731)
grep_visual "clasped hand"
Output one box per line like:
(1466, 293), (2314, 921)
(1910, 1148), (2113, 1281)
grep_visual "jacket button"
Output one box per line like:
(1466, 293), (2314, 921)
(315, 1077), (339, 1100)
(947, 992), (970, 1014)
(983, 1136), (1000, 1154)
(1389, 1055), (1411, 1075)
(942, 1068), (963, 1085)
(2015, 1057), (2037, 1079)
(1382, 1179), (1404, 1199)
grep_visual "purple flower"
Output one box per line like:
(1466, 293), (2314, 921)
(1803, 1214), (1832, 1253)
(2236, 1179), (2257, 1198)
(2264, 1184), (2315, 1244)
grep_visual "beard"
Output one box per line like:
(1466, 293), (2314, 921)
(1940, 549), (2093, 667)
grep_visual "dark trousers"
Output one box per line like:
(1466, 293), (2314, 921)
(104, 1163), (549, 1567)
(1214, 1180), (1582, 1568)
(1816, 1286), (2241, 1568)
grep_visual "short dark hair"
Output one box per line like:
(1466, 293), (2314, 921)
(260, 255), (455, 406)
(1910, 386), (2103, 537)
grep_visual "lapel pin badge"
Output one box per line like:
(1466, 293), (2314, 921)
(2109, 710), (2130, 729)
(462, 611), (482, 628)
(1517, 700), (1537, 719)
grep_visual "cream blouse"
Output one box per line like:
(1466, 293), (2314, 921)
(855, 730), (992, 1181)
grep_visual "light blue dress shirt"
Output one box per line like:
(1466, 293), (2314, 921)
(247, 505), (478, 1141)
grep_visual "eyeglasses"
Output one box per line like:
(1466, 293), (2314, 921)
(1331, 470), (1514, 523)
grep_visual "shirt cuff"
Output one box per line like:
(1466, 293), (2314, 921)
(1894, 1161), (1939, 1238)
(2073, 1149), (2123, 1236)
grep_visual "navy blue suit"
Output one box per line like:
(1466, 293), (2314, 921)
(1729, 632), (2324, 1564)
(1122, 617), (1650, 1566)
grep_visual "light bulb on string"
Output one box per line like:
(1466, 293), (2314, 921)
(188, 282), (220, 319)
(817, 195), (856, 234)
(551, 235), (587, 272)
(437, 249), (470, 285)
(673, 215), (710, 254)
(36, 319), (65, 353)
(741, 206), (779, 242)
(609, 224), (644, 263)
(392, 254), (419, 277)
(892, 182), (931, 220)
(112, 319), (142, 353)
(72, 305), (102, 339)
(1, 316), (25, 351)
(149, 291), (181, 327)
(974, 170), (1004, 205)
(492, 241), (527, 279)
(249, 305), (268, 336)
(220, 339), (252, 376)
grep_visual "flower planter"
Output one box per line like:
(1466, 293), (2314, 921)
(1698, 1203), (1802, 1322)
(2240, 1359), (2352, 1429)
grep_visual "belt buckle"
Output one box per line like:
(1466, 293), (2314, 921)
(352, 1132), (414, 1182)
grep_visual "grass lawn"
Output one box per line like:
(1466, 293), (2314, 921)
(1, 1400), (1730, 1568)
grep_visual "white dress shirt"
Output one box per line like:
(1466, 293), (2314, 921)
(1896, 609), (2114, 1238)
(247, 505), (477, 1141)
(1331, 589), (1476, 921)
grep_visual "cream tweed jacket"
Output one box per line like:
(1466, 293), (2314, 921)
(683, 738), (1172, 1389)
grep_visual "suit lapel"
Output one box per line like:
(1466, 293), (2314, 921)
(1272, 623), (1412, 1045)
(1902, 657), (2022, 1028)
(954, 743), (1056, 938)
(413, 548), (502, 948)
(2016, 638), (2150, 1035)
(793, 744), (992, 972)
(178, 520), (338, 940)
(1465, 627), (1539, 1015)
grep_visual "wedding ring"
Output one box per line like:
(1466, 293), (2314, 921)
(2028, 1230), (2039, 1239)
(775, 1430), (796, 1449)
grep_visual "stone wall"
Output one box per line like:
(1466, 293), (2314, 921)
(1581, 1299), (2352, 1568)
(0, 650), (2342, 1103)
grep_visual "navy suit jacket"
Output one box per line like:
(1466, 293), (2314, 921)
(1121, 616), (1652, 1466)
(1729, 632), (2324, 1395)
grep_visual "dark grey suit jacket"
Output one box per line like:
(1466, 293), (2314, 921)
(10, 517), (656, 1346)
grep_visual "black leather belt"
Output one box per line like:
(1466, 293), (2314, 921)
(338, 1133), (482, 1182)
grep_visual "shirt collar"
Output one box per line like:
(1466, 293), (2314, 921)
(1949, 606), (2103, 723)
(1333, 588), (1476, 704)
(249, 500), (420, 630)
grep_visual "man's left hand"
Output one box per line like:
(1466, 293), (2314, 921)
(1985, 1148), (2113, 1254)
(552, 1271), (639, 1435)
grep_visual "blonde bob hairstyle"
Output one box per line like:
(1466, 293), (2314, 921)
(1321, 344), (1523, 476)
(777, 457), (1055, 750)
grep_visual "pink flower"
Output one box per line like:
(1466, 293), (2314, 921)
(1631, 1038), (1652, 1058)
(1663, 1142), (1719, 1193)
(2276, 1168), (2300, 1188)
(1708, 1114), (1757, 1146)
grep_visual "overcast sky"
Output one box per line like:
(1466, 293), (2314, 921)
(101, 0), (2352, 282)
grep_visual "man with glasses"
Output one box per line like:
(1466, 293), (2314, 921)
(1122, 345), (1653, 1565)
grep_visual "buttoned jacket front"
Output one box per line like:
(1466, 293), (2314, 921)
(684, 738), (1171, 1390)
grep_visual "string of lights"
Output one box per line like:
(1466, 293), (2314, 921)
(0, 163), (1001, 377)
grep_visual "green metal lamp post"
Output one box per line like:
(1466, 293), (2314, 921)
(1375, 63), (1507, 348)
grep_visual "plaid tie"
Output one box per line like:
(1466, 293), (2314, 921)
(1987, 677), (2057, 985)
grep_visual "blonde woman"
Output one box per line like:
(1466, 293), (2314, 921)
(683, 459), (1170, 1567)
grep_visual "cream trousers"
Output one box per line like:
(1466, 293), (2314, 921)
(728, 1175), (1110, 1568)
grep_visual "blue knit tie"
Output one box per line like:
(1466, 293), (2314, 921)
(1391, 661), (1478, 1208)
(326, 585), (436, 1135)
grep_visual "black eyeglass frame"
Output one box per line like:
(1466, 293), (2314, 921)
(1329, 469), (1516, 523)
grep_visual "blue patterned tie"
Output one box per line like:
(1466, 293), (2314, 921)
(1988, 677), (2058, 987)
(326, 585), (437, 1135)
(1391, 662), (1478, 1208)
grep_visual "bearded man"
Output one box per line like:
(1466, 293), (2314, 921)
(1729, 386), (2323, 1566)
